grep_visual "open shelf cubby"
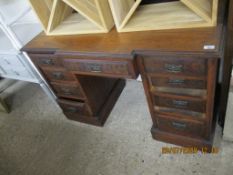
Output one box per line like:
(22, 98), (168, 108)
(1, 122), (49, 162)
(108, 0), (219, 32)
(28, 0), (114, 35)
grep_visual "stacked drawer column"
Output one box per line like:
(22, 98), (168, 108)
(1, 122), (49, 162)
(28, 52), (138, 126)
(137, 53), (218, 150)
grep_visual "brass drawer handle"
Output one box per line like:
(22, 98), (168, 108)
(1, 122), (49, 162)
(61, 88), (73, 95)
(172, 100), (189, 108)
(164, 64), (183, 73)
(87, 64), (102, 73)
(172, 121), (187, 129)
(41, 59), (53, 65)
(168, 79), (185, 85)
(64, 107), (79, 113)
(52, 72), (64, 80)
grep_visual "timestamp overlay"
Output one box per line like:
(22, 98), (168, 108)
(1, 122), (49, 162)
(161, 147), (220, 154)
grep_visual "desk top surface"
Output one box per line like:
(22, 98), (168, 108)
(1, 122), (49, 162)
(23, 26), (223, 56)
(22, 0), (227, 56)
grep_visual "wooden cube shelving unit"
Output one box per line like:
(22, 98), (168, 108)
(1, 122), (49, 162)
(108, 0), (219, 32)
(28, 0), (114, 35)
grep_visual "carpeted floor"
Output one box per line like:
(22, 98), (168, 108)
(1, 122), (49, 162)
(0, 80), (233, 175)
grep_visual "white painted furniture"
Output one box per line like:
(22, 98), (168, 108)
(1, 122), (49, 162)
(0, 0), (55, 100)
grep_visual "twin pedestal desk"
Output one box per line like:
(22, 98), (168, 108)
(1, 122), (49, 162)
(22, 24), (224, 151)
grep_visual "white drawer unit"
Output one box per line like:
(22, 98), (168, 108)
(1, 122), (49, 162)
(0, 53), (35, 80)
(0, 0), (56, 100)
(0, 55), (23, 67)
(4, 68), (31, 78)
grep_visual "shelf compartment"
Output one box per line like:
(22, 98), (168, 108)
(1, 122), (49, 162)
(28, 0), (53, 32)
(29, 0), (114, 35)
(108, 0), (219, 32)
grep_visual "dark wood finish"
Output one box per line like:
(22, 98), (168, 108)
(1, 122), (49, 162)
(148, 75), (206, 89)
(29, 54), (61, 68)
(59, 79), (126, 126)
(156, 114), (205, 138)
(137, 53), (219, 149)
(28, 51), (131, 126)
(153, 94), (206, 113)
(143, 56), (207, 76)
(50, 82), (85, 100)
(151, 127), (214, 152)
(41, 68), (76, 82)
(76, 76), (119, 115)
(21, 0), (228, 150)
(59, 54), (137, 79)
(58, 99), (92, 117)
(154, 106), (205, 120)
(22, 26), (223, 56)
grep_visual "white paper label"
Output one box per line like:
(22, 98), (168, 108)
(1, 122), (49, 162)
(203, 45), (216, 50)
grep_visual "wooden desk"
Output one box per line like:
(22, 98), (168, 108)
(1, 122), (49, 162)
(22, 1), (227, 151)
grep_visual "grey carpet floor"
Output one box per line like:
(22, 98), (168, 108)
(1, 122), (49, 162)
(0, 80), (233, 175)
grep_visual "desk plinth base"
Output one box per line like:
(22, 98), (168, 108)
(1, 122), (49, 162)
(151, 126), (214, 153)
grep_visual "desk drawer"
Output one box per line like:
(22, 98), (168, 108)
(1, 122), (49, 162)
(143, 56), (207, 76)
(149, 75), (206, 89)
(51, 82), (85, 100)
(153, 94), (206, 113)
(29, 54), (61, 68)
(61, 57), (136, 78)
(42, 68), (76, 82)
(157, 114), (205, 138)
(58, 99), (91, 118)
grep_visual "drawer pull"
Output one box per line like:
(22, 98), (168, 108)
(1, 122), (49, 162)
(164, 64), (183, 73)
(52, 72), (64, 80)
(61, 88), (73, 95)
(41, 59), (53, 65)
(65, 107), (79, 113)
(87, 64), (102, 73)
(168, 79), (185, 85)
(172, 121), (187, 129)
(172, 100), (189, 107)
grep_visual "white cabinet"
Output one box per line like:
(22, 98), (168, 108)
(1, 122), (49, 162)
(0, 0), (42, 82)
(0, 0), (56, 100)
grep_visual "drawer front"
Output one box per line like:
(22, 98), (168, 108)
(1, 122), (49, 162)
(58, 99), (91, 117)
(149, 76), (206, 89)
(29, 54), (61, 68)
(0, 55), (23, 67)
(143, 56), (207, 76)
(42, 69), (76, 82)
(153, 95), (206, 113)
(157, 115), (205, 137)
(4, 68), (32, 78)
(51, 82), (84, 100)
(62, 58), (132, 77)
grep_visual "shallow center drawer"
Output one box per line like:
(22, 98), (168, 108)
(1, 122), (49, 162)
(59, 55), (137, 78)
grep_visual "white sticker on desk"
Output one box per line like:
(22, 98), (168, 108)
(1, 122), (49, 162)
(203, 45), (216, 50)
